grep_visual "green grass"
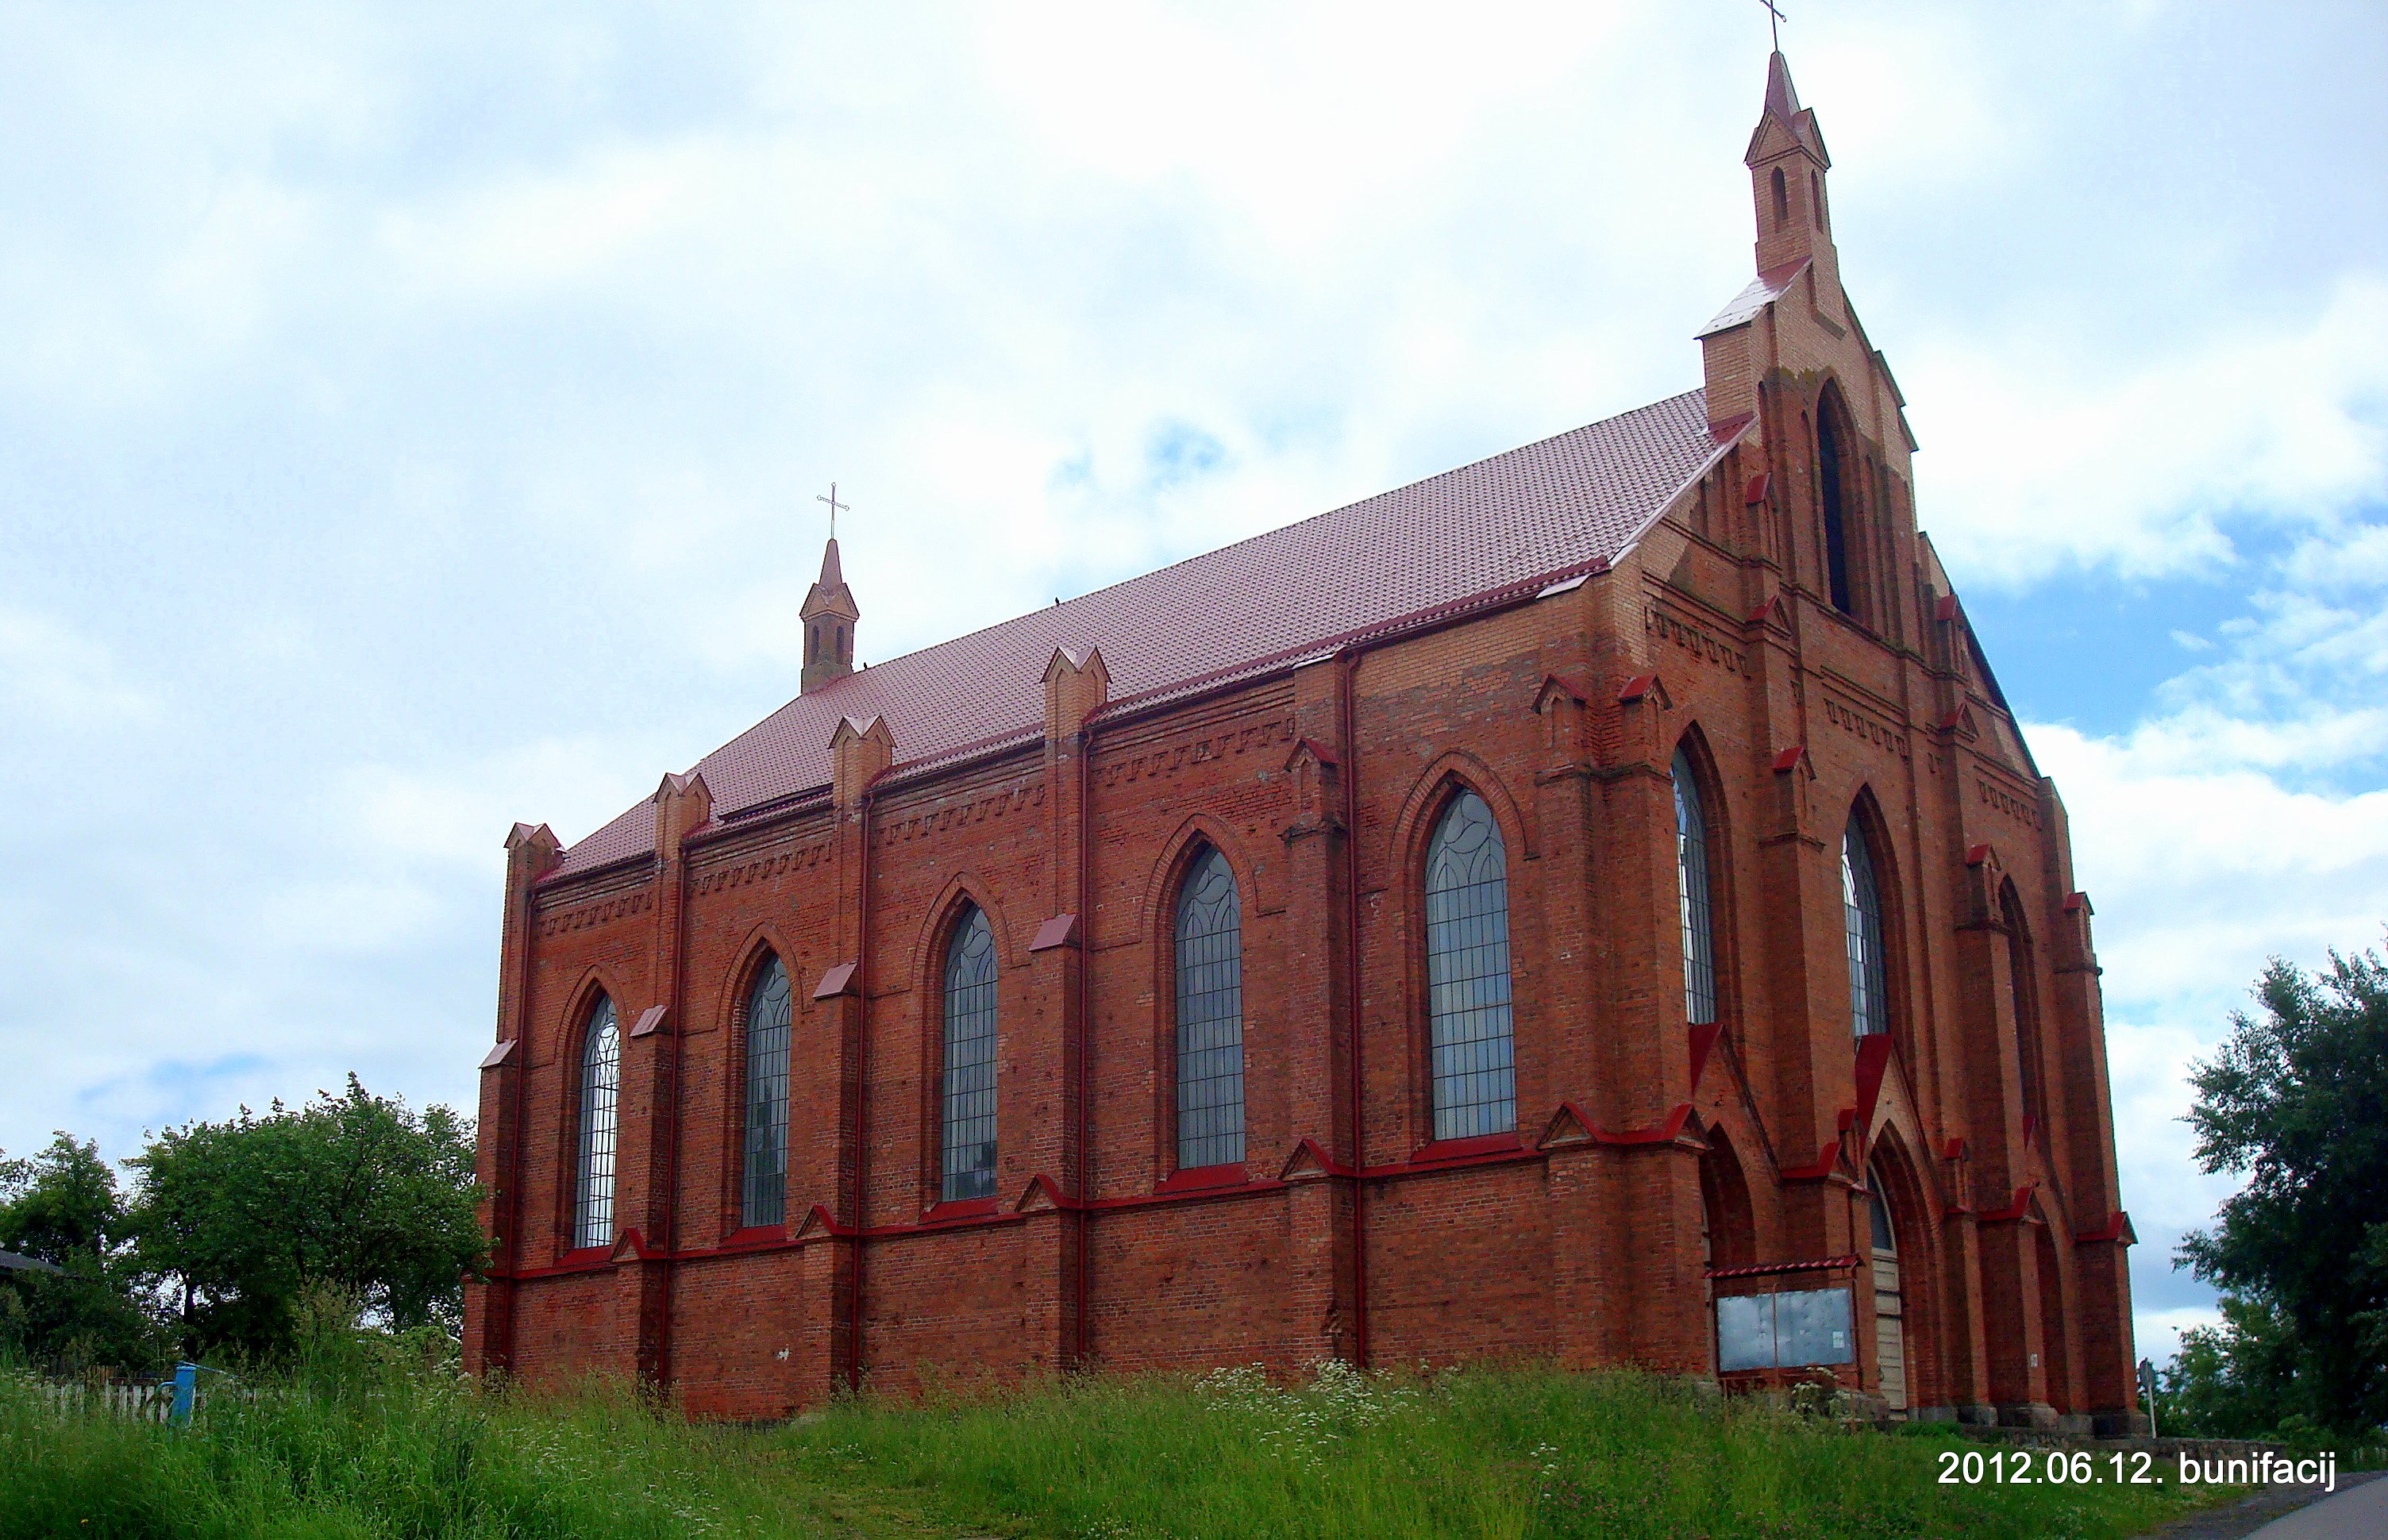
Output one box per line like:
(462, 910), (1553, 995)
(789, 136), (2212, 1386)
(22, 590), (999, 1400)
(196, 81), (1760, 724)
(2, 1360), (2229, 1540)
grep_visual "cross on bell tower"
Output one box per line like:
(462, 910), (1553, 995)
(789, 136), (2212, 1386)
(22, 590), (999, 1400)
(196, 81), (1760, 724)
(800, 484), (860, 695)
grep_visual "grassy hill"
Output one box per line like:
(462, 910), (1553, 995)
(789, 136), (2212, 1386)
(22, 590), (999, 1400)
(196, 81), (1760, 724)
(2, 1360), (2220, 1539)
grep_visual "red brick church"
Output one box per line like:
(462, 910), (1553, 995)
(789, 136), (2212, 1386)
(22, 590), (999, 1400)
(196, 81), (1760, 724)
(464, 52), (2143, 1432)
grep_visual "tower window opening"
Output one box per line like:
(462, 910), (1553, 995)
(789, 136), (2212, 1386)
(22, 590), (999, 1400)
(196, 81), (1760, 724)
(1811, 170), (1824, 229)
(1818, 398), (1855, 614)
(1771, 167), (1789, 230)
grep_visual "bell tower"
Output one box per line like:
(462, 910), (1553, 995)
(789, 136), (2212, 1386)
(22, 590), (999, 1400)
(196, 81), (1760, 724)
(1746, 51), (1841, 314)
(800, 535), (859, 694)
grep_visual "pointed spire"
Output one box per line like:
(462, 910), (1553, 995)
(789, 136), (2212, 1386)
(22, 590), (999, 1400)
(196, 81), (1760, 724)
(1762, 50), (1800, 124)
(800, 533), (861, 694)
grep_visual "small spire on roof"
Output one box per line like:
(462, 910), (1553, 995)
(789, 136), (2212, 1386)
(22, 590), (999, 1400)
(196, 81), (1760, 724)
(800, 483), (861, 695)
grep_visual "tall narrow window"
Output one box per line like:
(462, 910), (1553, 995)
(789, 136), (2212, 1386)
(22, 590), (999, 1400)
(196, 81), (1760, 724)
(2003, 887), (2047, 1137)
(1843, 817), (1890, 1038)
(741, 954), (793, 1228)
(941, 905), (999, 1203)
(1674, 748), (1716, 1026)
(1174, 845), (1246, 1170)
(574, 996), (621, 1250)
(1424, 790), (1516, 1141)
(1818, 395), (1855, 614)
(1770, 166), (1789, 229)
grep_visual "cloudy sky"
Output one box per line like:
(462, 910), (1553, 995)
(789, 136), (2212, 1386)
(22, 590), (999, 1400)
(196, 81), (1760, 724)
(3, 2), (2382, 1363)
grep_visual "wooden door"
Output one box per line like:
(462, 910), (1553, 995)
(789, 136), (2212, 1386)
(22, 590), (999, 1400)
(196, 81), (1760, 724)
(1871, 1192), (1908, 1411)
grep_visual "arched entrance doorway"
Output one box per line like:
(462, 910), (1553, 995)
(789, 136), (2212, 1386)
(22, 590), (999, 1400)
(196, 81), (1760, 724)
(1869, 1165), (1908, 1413)
(2034, 1209), (2073, 1414)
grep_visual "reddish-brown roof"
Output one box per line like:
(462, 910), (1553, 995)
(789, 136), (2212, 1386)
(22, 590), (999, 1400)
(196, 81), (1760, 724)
(555, 387), (1734, 876)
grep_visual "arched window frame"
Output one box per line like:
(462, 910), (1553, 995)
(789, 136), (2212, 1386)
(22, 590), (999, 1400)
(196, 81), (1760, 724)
(1171, 842), (1246, 1172)
(938, 903), (999, 1204)
(1842, 810), (1893, 1039)
(1770, 166), (1789, 229)
(2001, 882), (2048, 1140)
(738, 951), (793, 1230)
(1421, 786), (1517, 1142)
(572, 994), (621, 1252)
(1672, 742), (1720, 1027)
(1816, 387), (1859, 618)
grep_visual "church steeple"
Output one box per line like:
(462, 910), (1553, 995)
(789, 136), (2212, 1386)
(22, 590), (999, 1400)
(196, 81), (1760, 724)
(800, 535), (859, 693)
(1745, 52), (1839, 300)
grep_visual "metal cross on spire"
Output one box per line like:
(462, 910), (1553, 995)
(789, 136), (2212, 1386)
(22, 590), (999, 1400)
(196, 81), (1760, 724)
(815, 481), (849, 539)
(1760, 0), (1786, 52)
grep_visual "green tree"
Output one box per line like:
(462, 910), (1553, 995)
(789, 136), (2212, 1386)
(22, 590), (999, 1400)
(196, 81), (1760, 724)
(127, 1076), (486, 1361)
(0, 1133), (161, 1372)
(2177, 941), (2388, 1437)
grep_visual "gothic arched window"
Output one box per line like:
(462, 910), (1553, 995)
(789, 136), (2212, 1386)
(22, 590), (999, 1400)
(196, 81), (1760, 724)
(940, 905), (999, 1203)
(1424, 790), (1516, 1141)
(1818, 393), (1856, 615)
(1842, 816), (1890, 1038)
(1174, 845), (1246, 1170)
(1674, 747), (1717, 1027)
(574, 995), (621, 1250)
(1770, 166), (1789, 229)
(2002, 885), (2047, 1137)
(741, 954), (792, 1228)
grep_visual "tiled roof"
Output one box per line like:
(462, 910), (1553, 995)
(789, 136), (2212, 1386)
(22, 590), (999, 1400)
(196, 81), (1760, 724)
(554, 387), (1735, 877)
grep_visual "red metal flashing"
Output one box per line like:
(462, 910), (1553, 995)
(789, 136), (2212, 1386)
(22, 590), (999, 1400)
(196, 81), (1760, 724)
(1942, 1137), (1968, 1161)
(1616, 672), (1666, 706)
(2064, 891), (2093, 914)
(627, 1005), (669, 1038)
(1935, 594), (1961, 622)
(1743, 472), (1771, 505)
(1779, 1141), (1844, 1182)
(2074, 1211), (2136, 1246)
(1771, 745), (1808, 773)
(1853, 1034), (1894, 1140)
(811, 961), (859, 1000)
(1411, 1131), (1523, 1164)
(1156, 1163), (1249, 1195)
(1964, 843), (1992, 866)
(478, 1038), (516, 1070)
(921, 1197), (1000, 1225)
(1028, 914), (1080, 953)
(1977, 1183), (2041, 1223)
(1688, 1021), (1724, 1095)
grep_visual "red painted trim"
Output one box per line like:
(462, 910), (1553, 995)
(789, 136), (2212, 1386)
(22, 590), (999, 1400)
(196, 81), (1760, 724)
(1411, 1131), (1523, 1163)
(2064, 891), (2093, 914)
(1941, 1137), (1967, 1161)
(479, 1038), (517, 1070)
(1688, 1022), (1723, 1095)
(1771, 745), (1808, 773)
(627, 1004), (668, 1038)
(1616, 672), (1662, 705)
(1286, 733), (1340, 767)
(1853, 1034), (1894, 1142)
(1710, 413), (1756, 446)
(1157, 1163), (1247, 1194)
(2074, 1211), (2136, 1246)
(1964, 843), (1992, 866)
(1742, 472), (1770, 505)
(1935, 594), (1960, 622)
(811, 961), (857, 1000)
(1978, 1182), (2040, 1223)
(922, 1196), (999, 1224)
(1779, 1142), (1843, 1182)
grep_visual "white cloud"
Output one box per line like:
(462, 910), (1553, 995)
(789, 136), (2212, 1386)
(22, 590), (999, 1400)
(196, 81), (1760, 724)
(1911, 277), (2388, 586)
(0, 606), (153, 725)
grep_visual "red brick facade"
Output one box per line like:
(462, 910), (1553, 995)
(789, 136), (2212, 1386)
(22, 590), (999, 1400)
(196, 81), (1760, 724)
(464, 54), (2141, 1431)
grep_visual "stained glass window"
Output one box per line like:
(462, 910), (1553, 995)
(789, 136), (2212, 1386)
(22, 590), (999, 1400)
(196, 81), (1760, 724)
(574, 996), (620, 1250)
(1843, 818), (1890, 1038)
(1175, 845), (1245, 1170)
(1424, 791), (1516, 1141)
(941, 906), (999, 1203)
(1674, 748), (1716, 1027)
(741, 955), (792, 1228)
